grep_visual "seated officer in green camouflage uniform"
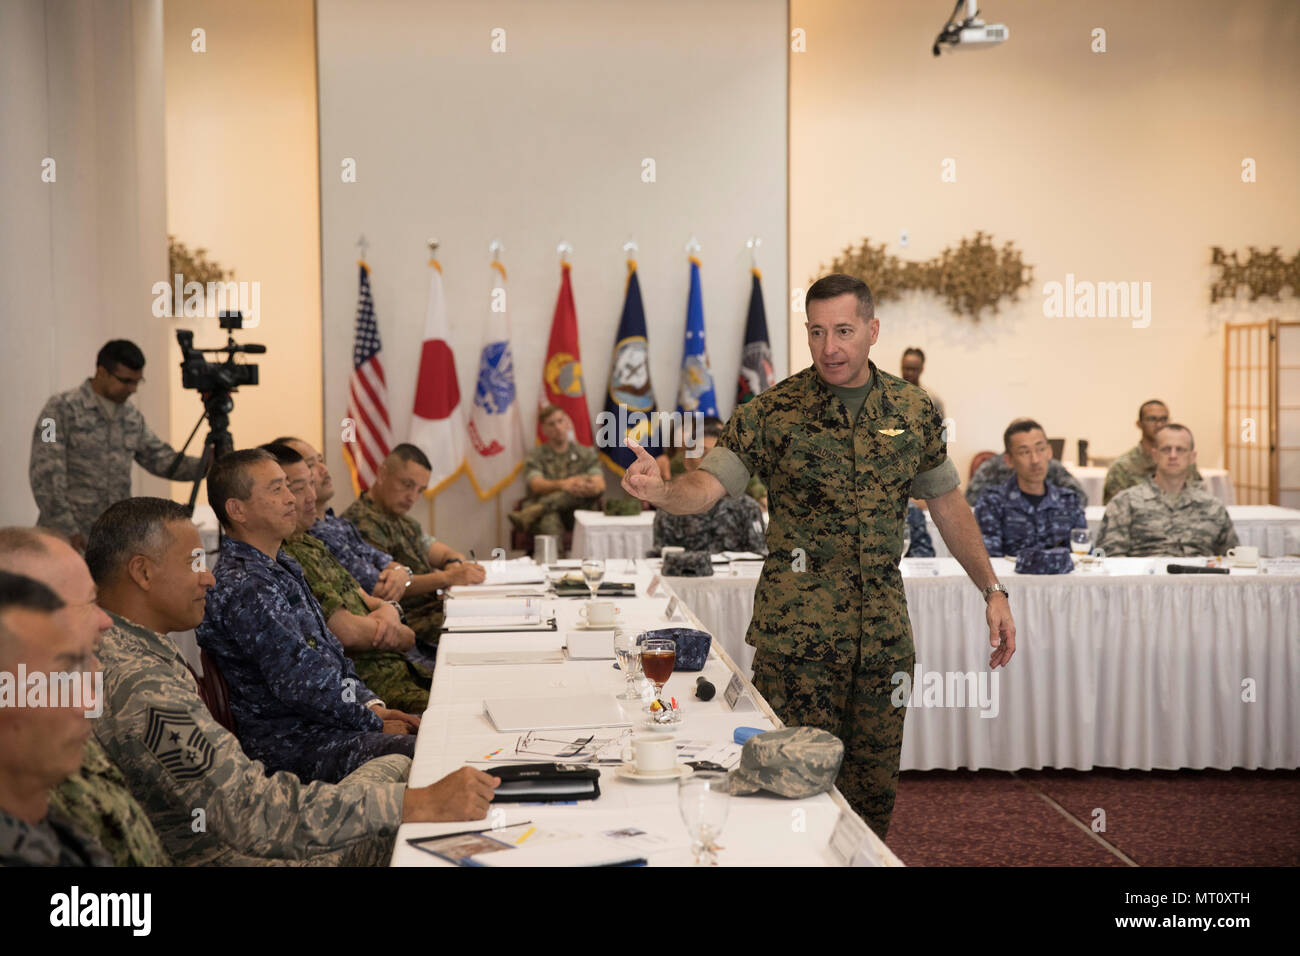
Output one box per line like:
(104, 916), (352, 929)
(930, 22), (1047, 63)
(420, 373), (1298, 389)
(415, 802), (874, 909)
(622, 274), (1017, 841)
(29, 340), (206, 552)
(0, 569), (115, 866)
(261, 443), (430, 713)
(344, 444), (486, 640)
(1097, 424), (1237, 557)
(0, 529), (166, 867)
(1103, 399), (1203, 504)
(653, 418), (767, 555)
(510, 406), (606, 535)
(83, 497), (499, 865)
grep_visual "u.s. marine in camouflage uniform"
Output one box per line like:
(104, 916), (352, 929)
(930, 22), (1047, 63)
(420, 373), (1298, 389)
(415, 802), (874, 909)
(621, 276), (1016, 841)
(49, 737), (171, 867)
(511, 406), (606, 536)
(30, 347), (205, 545)
(343, 446), (486, 647)
(282, 531), (431, 714)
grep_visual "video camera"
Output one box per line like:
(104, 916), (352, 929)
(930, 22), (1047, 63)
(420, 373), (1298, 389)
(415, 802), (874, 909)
(176, 311), (263, 393)
(171, 311), (268, 515)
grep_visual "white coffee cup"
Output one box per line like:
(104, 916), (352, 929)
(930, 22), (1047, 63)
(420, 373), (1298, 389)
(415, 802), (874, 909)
(1227, 545), (1259, 567)
(630, 733), (677, 773)
(579, 601), (617, 626)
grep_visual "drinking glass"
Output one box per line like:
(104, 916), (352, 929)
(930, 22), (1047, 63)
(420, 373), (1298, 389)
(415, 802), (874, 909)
(678, 770), (730, 865)
(612, 628), (646, 701)
(581, 558), (605, 600)
(1070, 528), (1091, 555)
(639, 637), (676, 700)
(901, 525), (912, 559)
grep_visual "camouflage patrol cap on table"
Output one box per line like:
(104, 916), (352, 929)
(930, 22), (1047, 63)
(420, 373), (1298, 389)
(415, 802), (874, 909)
(1014, 546), (1074, 575)
(604, 499), (642, 517)
(728, 727), (844, 798)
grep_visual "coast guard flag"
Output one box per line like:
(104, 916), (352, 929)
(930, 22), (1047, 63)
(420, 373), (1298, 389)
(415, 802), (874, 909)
(409, 259), (466, 496)
(539, 261), (593, 446)
(465, 260), (524, 500)
(598, 259), (662, 475)
(736, 267), (775, 405)
(675, 256), (718, 419)
(342, 261), (392, 495)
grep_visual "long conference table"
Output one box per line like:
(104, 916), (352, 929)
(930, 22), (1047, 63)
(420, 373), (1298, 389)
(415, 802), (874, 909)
(573, 504), (1300, 562)
(392, 563), (902, 867)
(666, 557), (1300, 773)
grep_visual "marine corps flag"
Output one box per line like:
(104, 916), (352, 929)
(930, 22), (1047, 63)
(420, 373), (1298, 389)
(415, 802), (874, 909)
(736, 267), (775, 404)
(676, 256), (718, 419)
(598, 259), (662, 475)
(409, 258), (466, 496)
(465, 260), (525, 500)
(539, 261), (593, 445)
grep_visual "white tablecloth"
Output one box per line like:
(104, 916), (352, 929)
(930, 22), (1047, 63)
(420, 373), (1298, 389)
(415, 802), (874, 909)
(922, 503), (1300, 558)
(570, 511), (655, 561)
(391, 564), (900, 866)
(665, 558), (1300, 773)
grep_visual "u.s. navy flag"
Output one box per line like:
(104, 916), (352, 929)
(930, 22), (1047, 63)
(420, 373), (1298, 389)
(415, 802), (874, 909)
(465, 260), (524, 499)
(409, 258), (467, 496)
(342, 261), (393, 494)
(737, 267), (775, 405)
(539, 261), (593, 446)
(676, 255), (718, 419)
(598, 259), (662, 475)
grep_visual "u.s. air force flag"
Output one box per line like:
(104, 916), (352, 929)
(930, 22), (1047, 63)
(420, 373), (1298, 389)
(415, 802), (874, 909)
(465, 260), (524, 499)
(676, 256), (718, 419)
(598, 259), (662, 475)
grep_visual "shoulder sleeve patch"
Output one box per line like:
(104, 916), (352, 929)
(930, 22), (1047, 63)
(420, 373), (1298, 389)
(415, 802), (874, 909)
(144, 705), (216, 782)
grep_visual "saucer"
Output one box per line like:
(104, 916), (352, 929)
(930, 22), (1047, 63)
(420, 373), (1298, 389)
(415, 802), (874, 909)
(575, 620), (619, 631)
(615, 764), (694, 783)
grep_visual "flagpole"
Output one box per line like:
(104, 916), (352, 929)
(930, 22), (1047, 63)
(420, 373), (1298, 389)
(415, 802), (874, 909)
(426, 233), (442, 543)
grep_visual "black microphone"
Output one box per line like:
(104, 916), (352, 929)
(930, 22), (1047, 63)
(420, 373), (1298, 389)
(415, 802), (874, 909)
(695, 676), (715, 701)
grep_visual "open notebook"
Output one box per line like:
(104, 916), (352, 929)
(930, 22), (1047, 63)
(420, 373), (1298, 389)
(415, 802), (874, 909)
(441, 597), (555, 632)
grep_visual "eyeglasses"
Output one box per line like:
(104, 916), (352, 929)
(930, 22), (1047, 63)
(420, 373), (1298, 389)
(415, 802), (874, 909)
(109, 372), (144, 386)
(1140, 415), (1168, 424)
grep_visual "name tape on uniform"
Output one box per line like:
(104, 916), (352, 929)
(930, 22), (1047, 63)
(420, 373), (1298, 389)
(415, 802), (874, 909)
(723, 672), (757, 712)
(828, 809), (885, 867)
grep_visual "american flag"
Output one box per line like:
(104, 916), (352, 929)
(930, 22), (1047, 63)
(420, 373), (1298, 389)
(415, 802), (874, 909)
(342, 262), (392, 493)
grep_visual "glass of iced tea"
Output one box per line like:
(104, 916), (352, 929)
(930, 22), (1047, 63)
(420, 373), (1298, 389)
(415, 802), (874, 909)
(639, 637), (676, 699)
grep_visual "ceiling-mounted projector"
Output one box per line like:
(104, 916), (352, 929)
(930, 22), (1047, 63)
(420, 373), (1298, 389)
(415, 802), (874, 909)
(933, 0), (1010, 55)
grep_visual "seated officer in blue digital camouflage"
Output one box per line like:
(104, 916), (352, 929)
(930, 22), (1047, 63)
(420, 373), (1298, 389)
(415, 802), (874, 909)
(197, 448), (420, 785)
(974, 418), (1086, 557)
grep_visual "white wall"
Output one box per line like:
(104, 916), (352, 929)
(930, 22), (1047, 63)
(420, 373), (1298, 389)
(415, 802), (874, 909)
(790, 0), (1300, 482)
(0, 0), (171, 528)
(316, 0), (789, 556)
(163, 0), (323, 470)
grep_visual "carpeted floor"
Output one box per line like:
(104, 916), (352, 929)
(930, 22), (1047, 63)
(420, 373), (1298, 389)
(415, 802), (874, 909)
(887, 768), (1300, 866)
